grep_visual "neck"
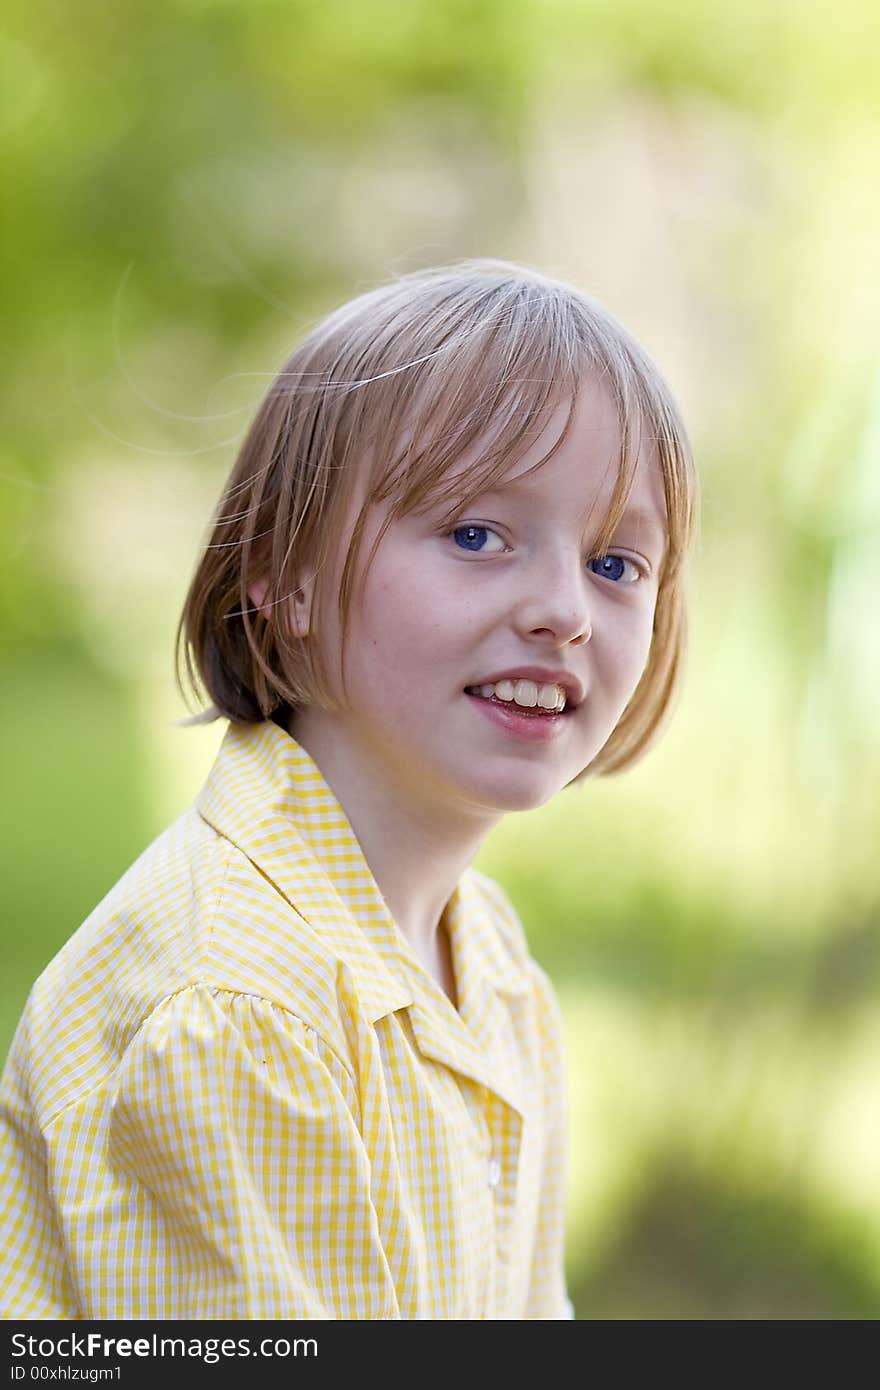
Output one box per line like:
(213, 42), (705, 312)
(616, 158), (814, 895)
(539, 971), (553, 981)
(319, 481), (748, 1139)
(286, 707), (498, 963)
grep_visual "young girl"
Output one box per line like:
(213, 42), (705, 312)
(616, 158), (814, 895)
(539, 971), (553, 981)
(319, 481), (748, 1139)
(0, 260), (697, 1320)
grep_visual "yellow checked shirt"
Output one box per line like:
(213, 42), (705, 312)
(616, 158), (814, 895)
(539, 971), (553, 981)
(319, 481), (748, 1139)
(0, 718), (572, 1320)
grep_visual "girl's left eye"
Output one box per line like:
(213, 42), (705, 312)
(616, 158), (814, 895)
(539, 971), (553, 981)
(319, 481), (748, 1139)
(588, 554), (642, 584)
(450, 524), (506, 553)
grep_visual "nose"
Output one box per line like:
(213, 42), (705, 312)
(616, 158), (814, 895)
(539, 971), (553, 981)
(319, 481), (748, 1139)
(513, 553), (593, 647)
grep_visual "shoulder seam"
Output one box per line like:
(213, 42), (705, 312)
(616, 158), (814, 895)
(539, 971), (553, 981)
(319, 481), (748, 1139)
(41, 977), (356, 1135)
(38, 834), (338, 1131)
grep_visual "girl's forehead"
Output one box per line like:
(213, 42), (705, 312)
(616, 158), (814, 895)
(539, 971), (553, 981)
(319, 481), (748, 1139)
(460, 454), (666, 544)
(352, 372), (670, 538)
(442, 389), (656, 498)
(407, 380), (620, 493)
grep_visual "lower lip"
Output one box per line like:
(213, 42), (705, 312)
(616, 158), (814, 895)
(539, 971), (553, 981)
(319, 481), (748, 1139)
(465, 692), (571, 742)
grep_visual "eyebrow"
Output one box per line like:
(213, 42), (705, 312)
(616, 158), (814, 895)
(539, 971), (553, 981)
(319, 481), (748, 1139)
(611, 508), (667, 545)
(465, 485), (667, 547)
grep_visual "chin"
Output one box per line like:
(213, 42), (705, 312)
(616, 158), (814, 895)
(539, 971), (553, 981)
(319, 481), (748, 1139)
(460, 770), (570, 816)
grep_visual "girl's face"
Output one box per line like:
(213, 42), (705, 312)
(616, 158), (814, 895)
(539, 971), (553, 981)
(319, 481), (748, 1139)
(294, 378), (667, 824)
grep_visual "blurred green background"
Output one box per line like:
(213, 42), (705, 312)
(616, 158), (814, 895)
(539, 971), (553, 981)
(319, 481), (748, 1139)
(2, 0), (879, 1319)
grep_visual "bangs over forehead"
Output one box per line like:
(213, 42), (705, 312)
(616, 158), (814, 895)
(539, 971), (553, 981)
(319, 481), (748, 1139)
(348, 263), (689, 582)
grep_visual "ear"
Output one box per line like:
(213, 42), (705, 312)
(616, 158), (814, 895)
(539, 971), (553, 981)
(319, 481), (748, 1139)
(247, 575), (314, 638)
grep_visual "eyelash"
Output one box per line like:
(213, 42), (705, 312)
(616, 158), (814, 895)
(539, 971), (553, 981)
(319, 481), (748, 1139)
(448, 524), (646, 584)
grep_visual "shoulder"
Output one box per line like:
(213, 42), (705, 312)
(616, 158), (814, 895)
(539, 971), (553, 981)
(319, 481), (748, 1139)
(6, 811), (355, 1127)
(5, 810), (224, 1121)
(112, 981), (358, 1116)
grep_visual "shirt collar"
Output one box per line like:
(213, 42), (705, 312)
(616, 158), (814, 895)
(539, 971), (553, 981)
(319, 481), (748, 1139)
(194, 719), (530, 1025)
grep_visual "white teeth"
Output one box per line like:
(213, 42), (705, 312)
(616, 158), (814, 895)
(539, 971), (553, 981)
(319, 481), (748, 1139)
(473, 678), (568, 712)
(514, 679), (538, 707)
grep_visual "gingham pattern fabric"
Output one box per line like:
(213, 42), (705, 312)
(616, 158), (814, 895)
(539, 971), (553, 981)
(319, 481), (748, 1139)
(0, 718), (572, 1319)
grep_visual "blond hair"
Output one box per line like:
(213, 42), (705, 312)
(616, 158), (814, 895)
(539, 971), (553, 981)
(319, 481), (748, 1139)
(175, 259), (698, 779)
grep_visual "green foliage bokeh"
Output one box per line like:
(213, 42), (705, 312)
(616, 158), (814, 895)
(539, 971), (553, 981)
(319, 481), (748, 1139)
(2, 0), (879, 1318)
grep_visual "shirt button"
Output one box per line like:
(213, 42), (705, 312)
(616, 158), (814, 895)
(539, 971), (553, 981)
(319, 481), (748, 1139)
(487, 1157), (502, 1189)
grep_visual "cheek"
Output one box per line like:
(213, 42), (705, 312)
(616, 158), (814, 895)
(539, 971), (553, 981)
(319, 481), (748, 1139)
(602, 601), (657, 688)
(351, 575), (435, 676)
(633, 603), (658, 666)
(363, 559), (463, 648)
(626, 608), (661, 701)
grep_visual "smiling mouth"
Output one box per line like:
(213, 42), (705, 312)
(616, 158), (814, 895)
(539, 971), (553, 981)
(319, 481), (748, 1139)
(463, 685), (575, 717)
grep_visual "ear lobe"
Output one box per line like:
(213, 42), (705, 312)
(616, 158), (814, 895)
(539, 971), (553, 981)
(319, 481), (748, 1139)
(246, 578), (273, 620)
(246, 576), (313, 638)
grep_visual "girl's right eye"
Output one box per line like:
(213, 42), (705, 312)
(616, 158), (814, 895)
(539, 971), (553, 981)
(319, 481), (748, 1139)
(450, 524), (506, 553)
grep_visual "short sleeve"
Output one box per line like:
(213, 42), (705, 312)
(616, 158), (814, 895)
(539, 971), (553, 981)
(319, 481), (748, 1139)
(0, 1008), (82, 1318)
(98, 983), (399, 1318)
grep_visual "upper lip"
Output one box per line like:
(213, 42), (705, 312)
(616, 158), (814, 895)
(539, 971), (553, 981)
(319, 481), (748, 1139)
(467, 666), (586, 708)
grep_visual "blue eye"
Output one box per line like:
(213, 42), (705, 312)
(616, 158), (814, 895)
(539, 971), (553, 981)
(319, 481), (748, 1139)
(451, 525), (504, 553)
(589, 554), (640, 584)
